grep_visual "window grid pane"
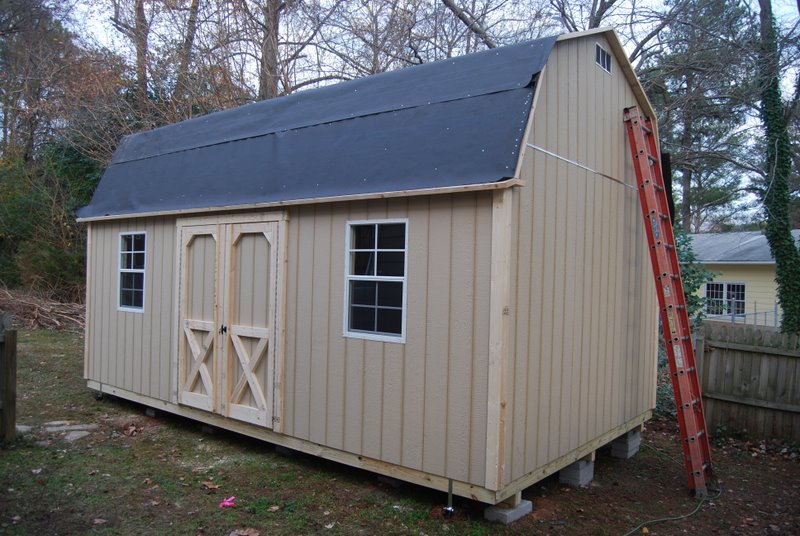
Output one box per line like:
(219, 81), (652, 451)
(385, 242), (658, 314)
(120, 233), (146, 310)
(705, 282), (745, 316)
(346, 222), (406, 338)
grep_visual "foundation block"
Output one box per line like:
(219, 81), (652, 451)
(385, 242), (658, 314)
(484, 497), (532, 524)
(559, 459), (595, 487)
(611, 430), (641, 459)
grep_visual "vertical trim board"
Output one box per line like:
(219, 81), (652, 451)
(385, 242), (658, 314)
(485, 188), (513, 490)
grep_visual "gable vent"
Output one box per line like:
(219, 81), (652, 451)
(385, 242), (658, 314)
(596, 43), (612, 74)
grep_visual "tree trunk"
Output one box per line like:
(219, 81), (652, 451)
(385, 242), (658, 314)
(173, 0), (201, 114)
(679, 125), (693, 233)
(441, 0), (495, 49)
(758, 0), (800, 332)
(133, 0), (149, 115)
(258, 0), (280, 100)
(679, 76), (694, 232)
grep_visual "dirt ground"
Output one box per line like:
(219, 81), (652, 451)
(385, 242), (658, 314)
(1, 329), (799, 535)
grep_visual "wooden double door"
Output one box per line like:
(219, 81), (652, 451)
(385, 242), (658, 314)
(176, 215), (285, 429)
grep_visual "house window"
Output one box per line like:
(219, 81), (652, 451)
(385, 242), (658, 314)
(119, 232), (146, 311)
(705, 282), (745, 316)
(596, 43), (612, 74)
(345, 220), (407, 342)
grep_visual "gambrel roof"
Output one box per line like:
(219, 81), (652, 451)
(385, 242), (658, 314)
(77, 36), (557, 220)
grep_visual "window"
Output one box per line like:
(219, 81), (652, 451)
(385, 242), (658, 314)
(705, 282), (745, 316)
(119, 232), (146, 311)
(345, 220), (407, 342)
(595, 43), (612, 74)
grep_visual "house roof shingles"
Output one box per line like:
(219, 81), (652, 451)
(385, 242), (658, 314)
(78, 36), (558, 219)
(690, 230), (800, 264)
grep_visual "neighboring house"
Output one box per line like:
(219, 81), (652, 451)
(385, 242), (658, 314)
(77, 28), (659, 511)
(690, 230), (800, 324)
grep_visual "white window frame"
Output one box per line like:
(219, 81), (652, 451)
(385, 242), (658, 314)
(595, 43), (612, 74)
(343, 218), (408, 343)
(705, 281), (746, 317)
(118, 231), (146, 313)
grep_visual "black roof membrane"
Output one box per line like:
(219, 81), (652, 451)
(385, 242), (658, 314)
(78, 35), (557, 219)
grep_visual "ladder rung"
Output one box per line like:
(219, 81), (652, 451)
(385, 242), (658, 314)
(624, 105), (713, 495)
(640, 181), (664, 193)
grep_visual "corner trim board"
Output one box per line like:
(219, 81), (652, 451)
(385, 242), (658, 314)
(485, 188), (513, 489)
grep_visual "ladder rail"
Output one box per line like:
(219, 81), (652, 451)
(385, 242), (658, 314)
(623, 106), (714, 497)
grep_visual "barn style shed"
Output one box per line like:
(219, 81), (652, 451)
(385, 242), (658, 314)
(78, 28), (658, 509)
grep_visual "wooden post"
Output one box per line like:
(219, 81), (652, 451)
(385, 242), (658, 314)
(693, 332), (705, 387)
(1, 312), (17, 440)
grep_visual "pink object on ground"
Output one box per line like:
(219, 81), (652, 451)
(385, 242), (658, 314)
(219, 496), (236, 508)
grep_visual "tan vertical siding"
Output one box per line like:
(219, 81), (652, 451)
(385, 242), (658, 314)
(310, 207), (332, 446)
(402, 197), (430, 470)
(281, 193), (492, 485)
(506, 34), (658, 483)
(85, 218), (176, 401)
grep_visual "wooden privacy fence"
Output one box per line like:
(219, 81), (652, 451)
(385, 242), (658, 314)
(697, 321), (800, 442)
(1, 312), (17, 440)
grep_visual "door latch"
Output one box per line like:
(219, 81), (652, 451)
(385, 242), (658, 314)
(219, 325), (227, 335)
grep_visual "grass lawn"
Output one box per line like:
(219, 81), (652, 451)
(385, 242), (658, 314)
(1, 329), (798, 535)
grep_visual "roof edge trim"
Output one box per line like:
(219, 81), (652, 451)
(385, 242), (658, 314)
(699, 261), (776, 266)
(77, 177), (524, 223)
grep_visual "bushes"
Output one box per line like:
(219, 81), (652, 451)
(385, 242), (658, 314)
(0, 142), (100, 302)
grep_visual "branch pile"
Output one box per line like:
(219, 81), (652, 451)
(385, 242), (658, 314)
(0, 288), (85, 331)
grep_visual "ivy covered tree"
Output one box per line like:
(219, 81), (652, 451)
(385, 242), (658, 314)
(756, 0), (800, 333)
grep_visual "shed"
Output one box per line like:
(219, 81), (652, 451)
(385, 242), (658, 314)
(78, 28), (659, 508)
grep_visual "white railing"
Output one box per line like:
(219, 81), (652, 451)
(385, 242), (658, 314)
(706, 301), (782, 328)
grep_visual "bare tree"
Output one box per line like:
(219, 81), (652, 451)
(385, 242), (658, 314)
(441, 0), (496, 48)
(549, 0), (619, 31)
(319, 0), (420, 77)
(172, 0), (201, 110)
(110, 0), (153, 115)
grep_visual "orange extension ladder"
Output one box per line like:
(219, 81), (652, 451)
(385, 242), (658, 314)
(623, 106), (715, 497)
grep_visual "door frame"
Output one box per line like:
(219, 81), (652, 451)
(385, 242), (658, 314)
(172, 211), (288, 432)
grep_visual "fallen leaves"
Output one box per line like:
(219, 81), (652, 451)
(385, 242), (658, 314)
(122, 423), (141, 437)
(202, 481), (220, 490)
(267, 505), (280, 513)
(229, 529), (260, 536)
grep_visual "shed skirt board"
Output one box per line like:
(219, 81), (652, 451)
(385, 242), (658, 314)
(87, 380), (650, 505)
(177, 217), (285, 428)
